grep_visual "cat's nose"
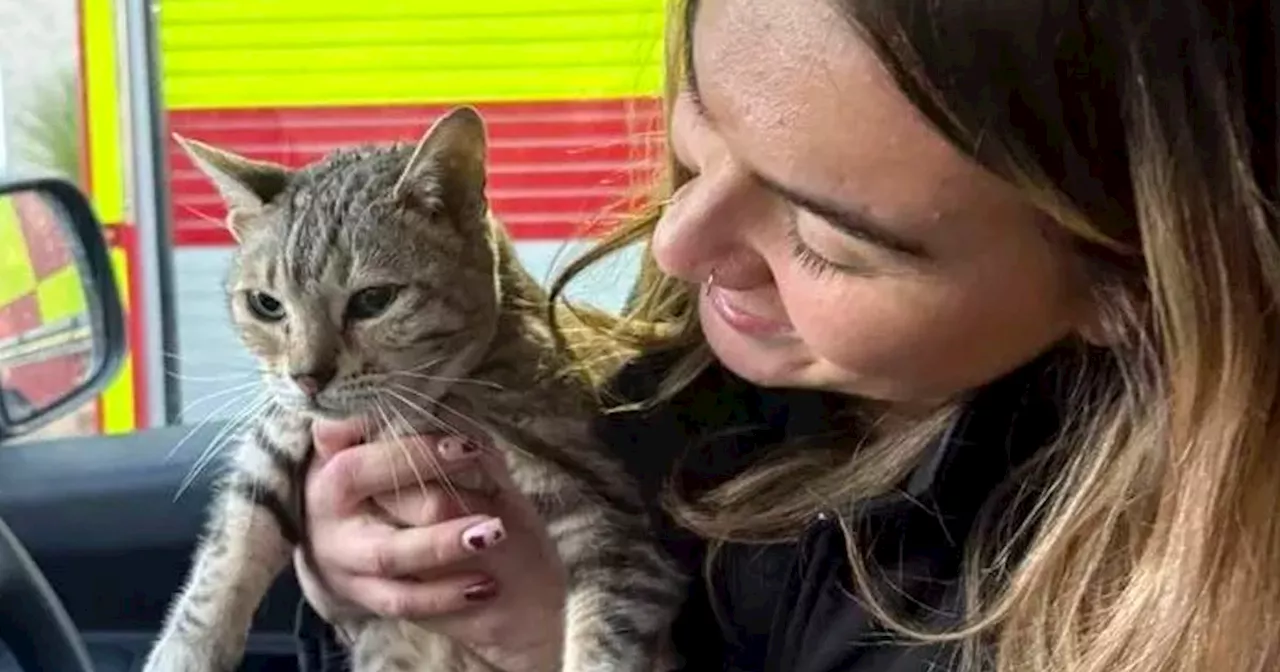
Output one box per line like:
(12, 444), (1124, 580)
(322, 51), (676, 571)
(291, 367), (336, 397)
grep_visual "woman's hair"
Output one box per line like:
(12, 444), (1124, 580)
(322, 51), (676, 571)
(549, 1), (1280, 670)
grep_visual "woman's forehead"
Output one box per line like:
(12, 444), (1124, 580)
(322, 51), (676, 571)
(687, 0), (1016, 242)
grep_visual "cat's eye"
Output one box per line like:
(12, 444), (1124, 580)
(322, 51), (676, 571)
(346, 285), (402, 321)
(245, 291), (286, 322)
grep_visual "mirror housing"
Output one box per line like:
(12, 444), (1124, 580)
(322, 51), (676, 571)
(0, 177), (126, 441)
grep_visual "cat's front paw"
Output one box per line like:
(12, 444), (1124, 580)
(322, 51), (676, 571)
(141, 635), (236, 672)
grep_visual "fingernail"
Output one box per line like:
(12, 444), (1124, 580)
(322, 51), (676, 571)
(462, 518), (505, 552)
(438, 436), (480, 460)
(464, 580), (498, 602)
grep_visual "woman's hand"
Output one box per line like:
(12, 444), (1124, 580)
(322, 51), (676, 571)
(295, 418), (566, 672)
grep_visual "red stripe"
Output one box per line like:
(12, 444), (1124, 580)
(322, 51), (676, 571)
(108, 224), (149, 429)
(5, 356), (89, 411)
(0, 295), (40, 341)
(14, 193), (74, 281)
(166, 99), (665, 244)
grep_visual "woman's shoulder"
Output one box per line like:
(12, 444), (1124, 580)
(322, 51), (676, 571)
(595, 348), (843, 499)
(600, 347), (798, 429)
(593, 349), (754, 501)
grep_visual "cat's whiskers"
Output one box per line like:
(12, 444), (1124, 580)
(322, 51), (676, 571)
(374, 390), (471, 512)
(384, 369), (506, 391)
(390, 383), (489, 439)
(176, 391), (274, 500)
(370, 401), (409, 509)
(162, 350), (261, 374)
(165, 384), (267, 462)
(183, 395), (274, 494)
(382, 383), (471, 439)
(175, 202), (229, 231)
(167, 371), (259, 383)
(405, 356), (449, 374)
(176, 380), (264, 422)
(384, 399), (473, 516)
(379, 385), (468, 440)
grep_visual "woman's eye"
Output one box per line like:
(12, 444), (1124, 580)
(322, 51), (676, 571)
(245, 291), (286, 322)
(346, 285), (402, 321)
(787, 226), (873, 279)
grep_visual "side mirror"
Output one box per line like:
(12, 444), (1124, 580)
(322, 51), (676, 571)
(0, 177), (126, 441)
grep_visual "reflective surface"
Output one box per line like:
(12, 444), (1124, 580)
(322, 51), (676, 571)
(0, 189), (97, 436)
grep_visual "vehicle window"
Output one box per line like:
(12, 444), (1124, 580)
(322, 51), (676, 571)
(2, 1), (665, 441)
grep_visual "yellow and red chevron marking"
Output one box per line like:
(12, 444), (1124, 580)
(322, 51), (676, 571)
(0, 193), (92, 413)
(159, 0), (668, 245)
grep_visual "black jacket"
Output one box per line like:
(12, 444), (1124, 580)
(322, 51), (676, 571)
(295, 348), (1063, 671)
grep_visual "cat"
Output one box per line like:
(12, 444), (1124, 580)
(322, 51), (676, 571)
(142, 106), (686, 672)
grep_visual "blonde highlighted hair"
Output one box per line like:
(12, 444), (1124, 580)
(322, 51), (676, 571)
(550, 1), (1280, 670)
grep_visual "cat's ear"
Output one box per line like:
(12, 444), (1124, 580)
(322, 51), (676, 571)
(393, 106), (487, 217)
(173, 134), (292, 241)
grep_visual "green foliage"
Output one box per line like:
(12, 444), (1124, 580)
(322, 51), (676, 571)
(12, 66), (84, 187)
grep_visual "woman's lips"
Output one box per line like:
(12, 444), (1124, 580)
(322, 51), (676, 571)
(706, 286), (794, 337)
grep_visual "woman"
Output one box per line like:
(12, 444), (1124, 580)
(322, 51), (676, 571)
(292, 0), (1280, 670)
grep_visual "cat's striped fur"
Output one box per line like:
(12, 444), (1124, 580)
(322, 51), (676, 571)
(142, 107), (686, 672)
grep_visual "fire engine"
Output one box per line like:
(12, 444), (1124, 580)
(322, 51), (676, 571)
(10, 0), (665, 435)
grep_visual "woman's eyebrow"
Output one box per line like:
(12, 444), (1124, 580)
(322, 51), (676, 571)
(681, 1), (930, 262)
(685, 70), (929, 260)
(752, 171), (933, 260)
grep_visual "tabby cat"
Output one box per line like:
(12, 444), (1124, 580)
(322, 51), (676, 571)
(142, 107), (685, 672)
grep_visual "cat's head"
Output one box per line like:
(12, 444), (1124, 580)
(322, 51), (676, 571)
(176, 107), (504, 421)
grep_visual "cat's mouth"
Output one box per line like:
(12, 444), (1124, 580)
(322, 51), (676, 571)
(301, 400), (355, 421)
(270, 375), (447, 429)
(290, 391), (438, 430)
(275, 390), (367, 421)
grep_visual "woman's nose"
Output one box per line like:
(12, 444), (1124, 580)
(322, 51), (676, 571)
(651, 167), (766, 284)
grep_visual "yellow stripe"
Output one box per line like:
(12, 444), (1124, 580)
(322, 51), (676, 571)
(100, 245), (134, 434)
(84, 0), (126, 223)
(0, 199), (37, 306)
(163, 0), (657, 21)
(160, 0), (665, 109)
(85, 0), (135, 431)
(34, 265), (88, 324)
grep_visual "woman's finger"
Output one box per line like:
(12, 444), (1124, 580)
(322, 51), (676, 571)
(373, 482), (498, 529)
(329, 514), (508, 578)
(309, 435), (487, 517)
(341, 571), (500, 620)
(312, 417), (371, 460)
(294, 548), (363, 622)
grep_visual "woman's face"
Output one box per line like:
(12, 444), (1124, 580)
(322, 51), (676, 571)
(651, 0), (1097, 404)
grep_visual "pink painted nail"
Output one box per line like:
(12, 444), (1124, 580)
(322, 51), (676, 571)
(462, 518), (505, 552)
(438, 436), (479, 460)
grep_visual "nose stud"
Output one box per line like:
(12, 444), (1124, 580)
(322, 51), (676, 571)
(704, 267), (718, 296)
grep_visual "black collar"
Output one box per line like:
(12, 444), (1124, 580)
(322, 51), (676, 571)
(617, 343), (1074, 521)
(769, 346), (1071, 518)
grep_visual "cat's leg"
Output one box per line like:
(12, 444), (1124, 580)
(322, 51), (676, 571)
(490, 431), (686, 672)
(142, 417), (309, 672)
(554, 513), (687, 672)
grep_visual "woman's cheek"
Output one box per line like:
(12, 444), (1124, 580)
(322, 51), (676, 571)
(785, 275), (985, 389)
